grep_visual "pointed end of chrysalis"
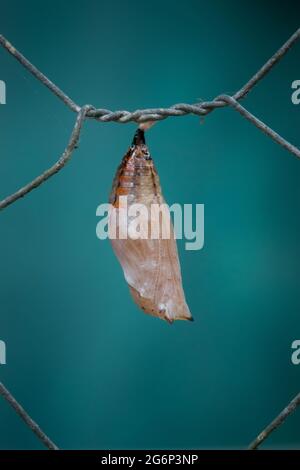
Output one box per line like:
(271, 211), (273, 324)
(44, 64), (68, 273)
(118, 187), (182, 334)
(132, 128), (145, 146)
(133, 121), (156, 145)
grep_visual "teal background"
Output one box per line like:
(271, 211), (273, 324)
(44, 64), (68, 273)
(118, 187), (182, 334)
(0, 0), (300, 450)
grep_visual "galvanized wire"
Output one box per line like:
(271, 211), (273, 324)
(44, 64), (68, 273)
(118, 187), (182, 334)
(0, 29), (300, 451)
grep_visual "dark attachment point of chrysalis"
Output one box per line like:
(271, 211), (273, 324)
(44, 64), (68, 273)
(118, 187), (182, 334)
(132, 128), (145, 146)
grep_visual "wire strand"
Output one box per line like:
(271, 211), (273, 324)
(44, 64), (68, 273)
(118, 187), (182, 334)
(0, 382), (59, 450)
(248, 392), (300, 450)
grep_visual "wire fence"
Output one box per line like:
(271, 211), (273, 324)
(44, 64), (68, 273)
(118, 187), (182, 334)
(0, 30), (300, 212)
(0, 29), (299, 450)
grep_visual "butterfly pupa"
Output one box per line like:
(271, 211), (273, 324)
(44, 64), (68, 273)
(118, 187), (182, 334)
(108, 128), (193, 324)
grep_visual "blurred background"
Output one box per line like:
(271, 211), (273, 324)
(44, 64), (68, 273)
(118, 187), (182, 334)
(0, 0), (299, 450)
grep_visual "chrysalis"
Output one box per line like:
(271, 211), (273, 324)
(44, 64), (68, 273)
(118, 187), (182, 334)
(109, 128), (193, 323)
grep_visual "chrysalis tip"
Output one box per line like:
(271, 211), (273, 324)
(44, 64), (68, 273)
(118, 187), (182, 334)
(132, 128), (145, 146)
(139, 121), (156, 131)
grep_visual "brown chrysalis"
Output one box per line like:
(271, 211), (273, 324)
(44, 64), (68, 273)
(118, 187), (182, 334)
(109, 128), (193, 323)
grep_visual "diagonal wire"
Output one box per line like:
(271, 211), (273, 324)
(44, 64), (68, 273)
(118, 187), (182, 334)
(248, 392), (300, 450)
(218, 95), (300, 159)
(0, 36), (80, 113)
(0, 105), (92, 210)
(0, 382), (59, 450)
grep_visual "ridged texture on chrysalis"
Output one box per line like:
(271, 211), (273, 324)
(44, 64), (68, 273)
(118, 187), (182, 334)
(109, 129), (192, 323)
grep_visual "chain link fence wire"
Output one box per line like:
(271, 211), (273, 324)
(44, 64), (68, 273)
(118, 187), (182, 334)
(0, 29), (299, 450)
